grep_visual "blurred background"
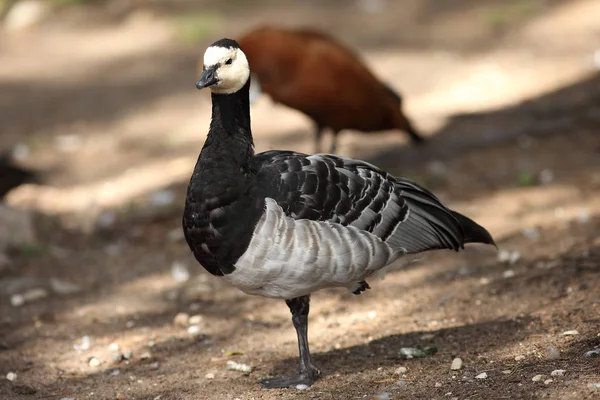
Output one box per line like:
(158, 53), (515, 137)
(0, 1), (599, 399)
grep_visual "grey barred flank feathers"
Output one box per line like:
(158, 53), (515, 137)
(183, 37), (495, 390)
(200, 26), (426, 154)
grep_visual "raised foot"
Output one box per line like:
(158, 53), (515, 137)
(259, 368), (320, 389)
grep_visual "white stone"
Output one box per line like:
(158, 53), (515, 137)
(395, 366), (407, 375)
(532, 374), (544, 382)
(562, 330), (579, 336)
(475, 372), (487, 379)
(450, 358), (463, 370)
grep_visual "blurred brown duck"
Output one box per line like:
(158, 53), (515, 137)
(198, 26), (425, 153)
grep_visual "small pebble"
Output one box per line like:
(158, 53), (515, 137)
(514, 355), (525, 361)
(588, 382), (600, 390)
(123, 352), (133, 360)
(547, 346), (560, 360)
(521, 227), (540, 240)
(187, 325), (202, 336)
(125, 320), (135, 329)
(116, 393), (126, 400)
(399, 346), (437, 359)
(502, 370), (511, 374)
(149, 362), (160, 370)
(173, 312), (189, 327)
(112, 353), (124, 362)
(544, 379), (553, 385)
(73, 336), (91, 351)
(435, 382), (442, 387)
(475, 372), (487, 379)
(226, 360), (253, 373)
(562, 330), (579, 336)
(188, 315), (203, 325)
(420, 333), (435, 340)
(395, 366), (407, 375)
(450, 358), (463, 370)
(11, 288), (48, 306)
(88, 357), (100, 367)
(498, 250), (520, 264)
(296, 384), (309, 390)
(205, 372), (215, 379)
(49, 278), (81, 295)
(6, 371), (17, 381)
(372, 393), (390, 400)
(503, 269), (516, 278)
(171, 262), (190, 283)
(584, 348), (600, 358)
(108, 342), (120, 352)
(140, 352), (152, 360)
(10, 294), (24, 307)
(551, 369), (566, 376)
(532, 374), (544, 382)
(109, 369), (120, 376)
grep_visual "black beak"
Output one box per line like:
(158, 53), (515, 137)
(196, 66), (219, 89)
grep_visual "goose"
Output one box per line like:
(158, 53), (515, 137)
(183, 38), (495, 389)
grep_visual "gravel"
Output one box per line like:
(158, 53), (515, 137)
(475, 372), (487, 379)
(532, 375), (544, 382)
(551, 369), (566, 376)
(6, 372), (17, 381)
(88, 357), (100, 367)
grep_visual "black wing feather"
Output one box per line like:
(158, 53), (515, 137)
(253, 151), (494, 254)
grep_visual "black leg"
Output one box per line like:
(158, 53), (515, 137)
(314, 124), (323, 153)
(259, 295), (320, 389)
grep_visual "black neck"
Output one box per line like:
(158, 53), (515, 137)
(207, 78), (253, 147)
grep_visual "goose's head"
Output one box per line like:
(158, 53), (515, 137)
(196, 38), (250, 94)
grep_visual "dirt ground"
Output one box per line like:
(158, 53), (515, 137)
(1, 0), (600, 399)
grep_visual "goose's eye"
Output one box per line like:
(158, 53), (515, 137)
(225, 58), (233, 65)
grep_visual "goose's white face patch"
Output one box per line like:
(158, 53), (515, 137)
(203, 46), (250, 94)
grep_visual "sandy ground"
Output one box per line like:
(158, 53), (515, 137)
(1, 0), (600, 399)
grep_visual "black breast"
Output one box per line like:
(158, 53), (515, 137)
(182, 157), (264, 276)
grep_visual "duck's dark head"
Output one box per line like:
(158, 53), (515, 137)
(196, 38), (250, 94)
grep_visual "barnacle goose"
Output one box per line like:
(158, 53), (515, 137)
(183, 38), (496, 389)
